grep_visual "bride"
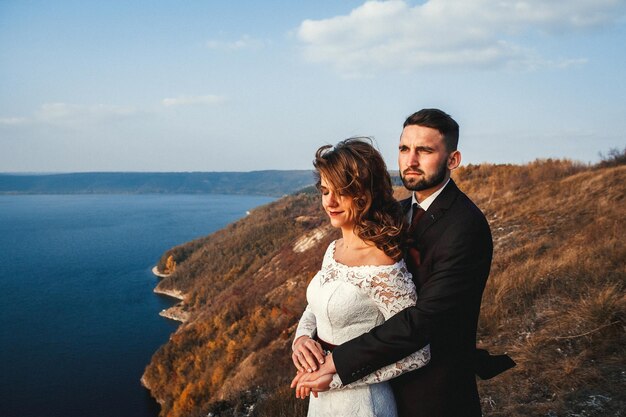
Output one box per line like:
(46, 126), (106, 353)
(291, 138), (430, 417)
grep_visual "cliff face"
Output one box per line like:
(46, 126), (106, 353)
(143, 161), (625, 417)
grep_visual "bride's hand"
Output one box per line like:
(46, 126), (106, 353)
(292, 336), (325, 373)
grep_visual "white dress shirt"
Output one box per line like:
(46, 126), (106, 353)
(407, 178), (451, 222)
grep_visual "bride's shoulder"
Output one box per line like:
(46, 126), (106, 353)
(321, 239), (338, 262)
(365, 246), (397, 267)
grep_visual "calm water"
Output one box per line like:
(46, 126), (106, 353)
(0, 194), (274, 417)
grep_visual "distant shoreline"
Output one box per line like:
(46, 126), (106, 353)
(0, 171), (314, 197)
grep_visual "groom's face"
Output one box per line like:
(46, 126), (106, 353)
(398, 124), (451, 194)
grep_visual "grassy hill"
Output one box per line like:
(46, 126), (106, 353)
(142, 159), (625, 417)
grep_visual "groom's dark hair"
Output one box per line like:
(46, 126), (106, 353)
(403, 108), (459, 152)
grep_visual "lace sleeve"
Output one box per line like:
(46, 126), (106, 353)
(293, 305), (317, 350)
(368, 264), (417, 320)
(330, 263), (431, 389)
(292, 242), (334, 349)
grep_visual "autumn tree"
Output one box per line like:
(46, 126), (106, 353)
(165, 255), (177, 274)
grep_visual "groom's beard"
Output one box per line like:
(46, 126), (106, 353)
(401, 159), (448, 191)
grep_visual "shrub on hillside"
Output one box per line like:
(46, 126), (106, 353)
(598, 147), (626, 168)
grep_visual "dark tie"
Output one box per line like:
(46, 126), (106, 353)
(407, 203), (426, 272)
(410, 203), (426, 232)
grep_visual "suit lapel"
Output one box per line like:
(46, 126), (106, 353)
(414, 179), (461, 239)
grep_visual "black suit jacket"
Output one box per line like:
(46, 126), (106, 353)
(333, 179), (493, 417)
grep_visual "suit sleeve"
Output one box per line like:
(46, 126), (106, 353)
(333, 215), (492, 384)
(329, 266), (430, 389)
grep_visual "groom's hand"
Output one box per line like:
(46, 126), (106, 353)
(296, 373), (333, 398)
(315, 352), (336, 376)
(291, 354), (337, 398)
(290, 371), (312, 399)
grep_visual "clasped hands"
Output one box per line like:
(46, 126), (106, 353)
(290, 336), (336, 399)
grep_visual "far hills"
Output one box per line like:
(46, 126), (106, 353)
(143, 157), (625, 417)
(0, 171), (314, 197)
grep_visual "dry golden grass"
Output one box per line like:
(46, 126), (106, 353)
(466, 163), (625, 416)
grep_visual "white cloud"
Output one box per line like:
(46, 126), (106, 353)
(206, 35), (265, 50)
(0, 103), (138, 128)
(35, 103), (138, 125)
(1, 96), (226, 130)
(161, 95), (226, 107)
(296, 0), (626, 76)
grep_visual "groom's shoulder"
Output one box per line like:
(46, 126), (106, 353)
(446, 181), (489, 226)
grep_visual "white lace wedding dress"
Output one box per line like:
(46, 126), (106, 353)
(294, 240), (431, 417)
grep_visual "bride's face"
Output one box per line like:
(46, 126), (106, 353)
(319, 176), (355, 230)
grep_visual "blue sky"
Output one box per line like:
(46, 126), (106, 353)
(1, 0), (625, 172)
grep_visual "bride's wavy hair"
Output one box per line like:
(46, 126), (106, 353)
(314, 137), (405, 261)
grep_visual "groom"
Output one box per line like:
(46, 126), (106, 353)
(294, 109), (513, 416)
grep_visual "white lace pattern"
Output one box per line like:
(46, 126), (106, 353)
(294, 241), (430, 417)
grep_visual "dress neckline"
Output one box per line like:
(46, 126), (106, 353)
(330, 240), (402, 270)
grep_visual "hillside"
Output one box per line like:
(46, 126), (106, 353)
(143, 160), (625, 417)
(0, 171), (313, 197)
